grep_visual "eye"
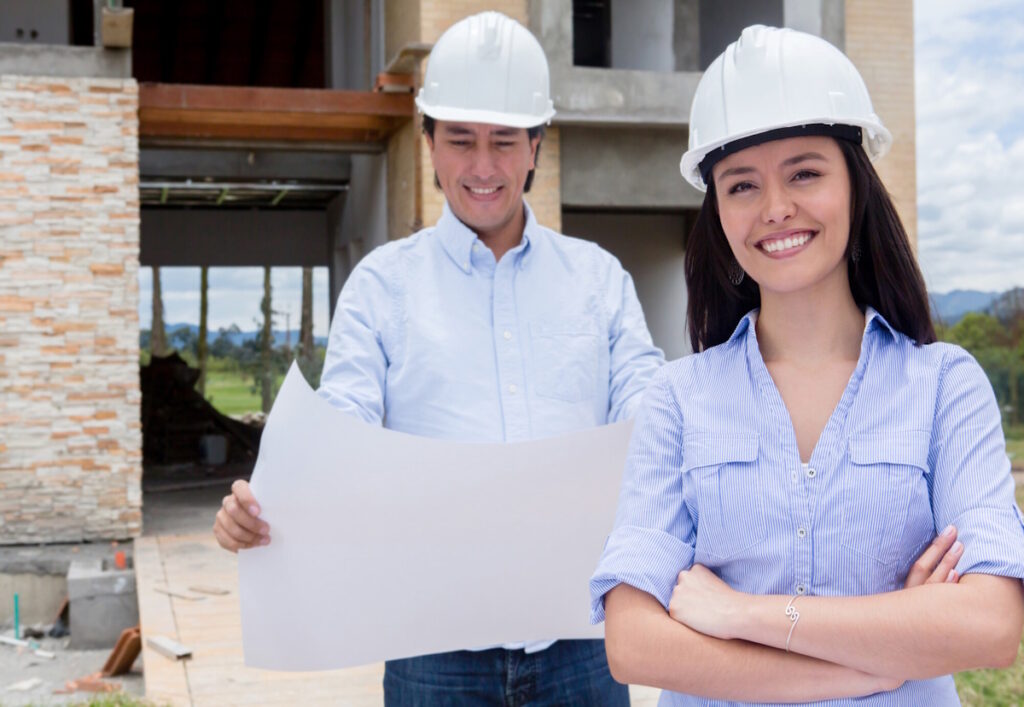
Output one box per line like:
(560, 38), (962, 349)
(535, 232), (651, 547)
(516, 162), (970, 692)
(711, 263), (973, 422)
(792, 169), (820, 182)
(448, 139), (471, 147)
(495, 141), (516, 148)
(727, 181), (756, 195)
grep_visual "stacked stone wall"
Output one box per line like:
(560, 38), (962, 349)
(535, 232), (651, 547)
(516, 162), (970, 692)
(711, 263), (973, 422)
(0, 75), (141, 543)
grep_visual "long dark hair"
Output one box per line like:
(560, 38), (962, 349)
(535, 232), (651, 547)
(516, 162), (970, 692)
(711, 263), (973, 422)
(684, 138), (936, 351)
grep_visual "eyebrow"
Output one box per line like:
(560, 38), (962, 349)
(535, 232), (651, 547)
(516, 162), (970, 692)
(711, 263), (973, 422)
(440, 126), (520, 137)
(717, 152), (828, 180)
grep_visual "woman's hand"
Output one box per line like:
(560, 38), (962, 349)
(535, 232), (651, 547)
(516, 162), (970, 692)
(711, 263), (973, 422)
(668, 564), (745, 640)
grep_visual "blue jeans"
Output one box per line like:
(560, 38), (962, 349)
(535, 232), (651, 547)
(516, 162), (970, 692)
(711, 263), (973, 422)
(383, 639), (630, 706)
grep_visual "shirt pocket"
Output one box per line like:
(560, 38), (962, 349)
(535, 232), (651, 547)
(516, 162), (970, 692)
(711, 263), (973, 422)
(684, 433), (765, 561)
(841, 431), (932, 566)
(530, 323), (602, 403)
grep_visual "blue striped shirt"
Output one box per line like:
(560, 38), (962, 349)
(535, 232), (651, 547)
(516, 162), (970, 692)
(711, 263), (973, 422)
(590, 308), (1024, 706)
(318, 200), (664, 652)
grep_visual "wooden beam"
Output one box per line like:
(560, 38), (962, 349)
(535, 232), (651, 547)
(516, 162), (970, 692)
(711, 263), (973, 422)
(138, 83), (414, 144)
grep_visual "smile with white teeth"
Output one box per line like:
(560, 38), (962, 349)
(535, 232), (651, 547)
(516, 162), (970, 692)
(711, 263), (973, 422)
(468, 186), (499, 195)
(760, 232), (813, 254)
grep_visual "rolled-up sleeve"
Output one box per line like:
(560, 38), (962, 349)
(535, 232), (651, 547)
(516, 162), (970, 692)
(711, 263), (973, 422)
(929, 347), (1024, 581)
(590, 365), (695, 622)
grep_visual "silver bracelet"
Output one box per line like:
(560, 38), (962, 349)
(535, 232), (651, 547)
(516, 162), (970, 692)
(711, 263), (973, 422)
(784, 595), (801, 652)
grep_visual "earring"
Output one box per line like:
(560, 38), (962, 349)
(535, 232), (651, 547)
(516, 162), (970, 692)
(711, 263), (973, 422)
(850, 237), (862, 265)
(728, 258), (746, 286)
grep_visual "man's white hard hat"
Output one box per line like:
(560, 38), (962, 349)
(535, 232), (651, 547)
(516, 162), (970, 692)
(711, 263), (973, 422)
(416, 12), (556, 129)
(679, 25), (892, 192)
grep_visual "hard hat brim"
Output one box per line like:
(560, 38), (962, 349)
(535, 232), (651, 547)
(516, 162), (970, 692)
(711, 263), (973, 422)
(416, 98), (555, 130)
(680, 118), (892, 192)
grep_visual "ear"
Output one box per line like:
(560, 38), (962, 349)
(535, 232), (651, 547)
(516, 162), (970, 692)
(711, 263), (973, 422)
(528, 134), (541, 170)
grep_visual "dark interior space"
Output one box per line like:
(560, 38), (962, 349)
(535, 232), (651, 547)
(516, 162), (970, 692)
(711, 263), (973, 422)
(125, 0), (325, 88)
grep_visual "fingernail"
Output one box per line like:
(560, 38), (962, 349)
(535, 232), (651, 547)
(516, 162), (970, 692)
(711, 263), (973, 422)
(249, 505), (259, 516)
(259, 536), (270, 546)
(260, 524), (270, 535)
(945, 569), (956, 582)
(952, 541), (963, 554)
(942, 524), (954, 537)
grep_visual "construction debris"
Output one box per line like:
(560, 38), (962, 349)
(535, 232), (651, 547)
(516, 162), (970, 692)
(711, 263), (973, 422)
(6, 677), (43, 692)
(141, 352), (262, 464)
(54, 672), (120, 694)
(154, 586), (205, 601)
(189, 584), (230, 596)
(102, 626), (141, 677)
(147, 635), (192, 660)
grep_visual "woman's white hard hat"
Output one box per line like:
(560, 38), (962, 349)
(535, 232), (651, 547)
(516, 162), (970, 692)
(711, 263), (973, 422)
(416, 12), (556, 129)
(680, 25), (892, 192)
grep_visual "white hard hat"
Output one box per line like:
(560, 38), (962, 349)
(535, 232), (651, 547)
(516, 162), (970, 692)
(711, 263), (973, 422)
(680, 25), (892, 192)
(416, 12), (556, 129)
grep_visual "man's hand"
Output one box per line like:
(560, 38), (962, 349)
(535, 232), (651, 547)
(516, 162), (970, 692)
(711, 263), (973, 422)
(905, 525), (963, 588)
(213, 479), (270, 553)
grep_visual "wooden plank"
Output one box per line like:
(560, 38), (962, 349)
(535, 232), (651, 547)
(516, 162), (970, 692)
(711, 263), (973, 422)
(138, 83), (414, 145)
(134, 536), (191, 706)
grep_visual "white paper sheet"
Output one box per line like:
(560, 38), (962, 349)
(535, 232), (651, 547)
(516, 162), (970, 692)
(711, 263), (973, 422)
(239, 363), (632, 671)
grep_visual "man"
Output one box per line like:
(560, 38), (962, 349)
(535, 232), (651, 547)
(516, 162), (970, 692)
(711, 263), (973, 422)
(215, 12), (662, 705)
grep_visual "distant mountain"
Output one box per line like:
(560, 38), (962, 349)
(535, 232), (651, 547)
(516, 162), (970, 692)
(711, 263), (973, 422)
(929, 290), (1001, 325)
(156, 323), (327, 348)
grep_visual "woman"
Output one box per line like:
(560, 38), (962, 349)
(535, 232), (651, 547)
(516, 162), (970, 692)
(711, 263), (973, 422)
(590, 25), (1024, 705)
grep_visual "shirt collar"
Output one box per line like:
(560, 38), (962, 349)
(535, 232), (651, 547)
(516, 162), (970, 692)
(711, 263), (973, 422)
(863, 306), (898, 340)
(726, 305), (898, 346)
(437, 200), (535, 273)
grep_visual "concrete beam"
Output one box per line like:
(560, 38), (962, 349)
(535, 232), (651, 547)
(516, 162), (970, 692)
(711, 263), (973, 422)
(560, 126), (704, 210)
(551, 65), (699, 127)
(140, 148), (352, 182)
(140, 209), (329, 267)
(0, 42), (130, 79)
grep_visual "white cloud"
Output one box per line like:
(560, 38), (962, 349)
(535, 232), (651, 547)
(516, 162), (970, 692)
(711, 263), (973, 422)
(915, 0), (1024, 292)
(139, 266), (331, 337)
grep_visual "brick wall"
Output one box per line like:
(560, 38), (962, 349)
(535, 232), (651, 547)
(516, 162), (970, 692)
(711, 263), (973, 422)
(846, 0), (917, 248)
(0, 75), (141, 543)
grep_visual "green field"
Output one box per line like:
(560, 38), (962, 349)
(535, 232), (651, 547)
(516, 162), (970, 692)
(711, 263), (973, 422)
(202, 359), (284, 416)
(1006, 425), (1024, 470)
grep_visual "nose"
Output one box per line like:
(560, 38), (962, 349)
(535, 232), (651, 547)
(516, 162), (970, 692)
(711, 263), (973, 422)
(760, 179), (796, 224)
(470, 144), (498, 180)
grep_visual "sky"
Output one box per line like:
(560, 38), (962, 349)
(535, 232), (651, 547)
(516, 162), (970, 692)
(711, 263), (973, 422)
(139, 2), (1024, 336)
(914, 0), (1024, 293)
(138, 266), (332, 338)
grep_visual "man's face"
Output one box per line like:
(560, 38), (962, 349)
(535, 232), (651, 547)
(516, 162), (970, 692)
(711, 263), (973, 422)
(426, 121), (539, 240)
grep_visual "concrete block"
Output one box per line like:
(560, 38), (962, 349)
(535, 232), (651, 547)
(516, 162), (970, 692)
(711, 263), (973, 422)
(67, 557), (137, 648)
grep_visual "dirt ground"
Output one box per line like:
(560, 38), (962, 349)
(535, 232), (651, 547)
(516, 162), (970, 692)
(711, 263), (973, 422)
(0, 634), (144, 706)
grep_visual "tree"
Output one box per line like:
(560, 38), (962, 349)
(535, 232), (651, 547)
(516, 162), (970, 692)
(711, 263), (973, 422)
(298, 266), (316, 385)
(197, 266), (209, 395)
(260, 266), (274, 413)
(989, 288), (1024, 425)
(151, 266), (167, 356)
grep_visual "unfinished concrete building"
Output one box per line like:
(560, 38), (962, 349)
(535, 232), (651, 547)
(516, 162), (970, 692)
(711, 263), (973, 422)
(0, 0), (917, 546)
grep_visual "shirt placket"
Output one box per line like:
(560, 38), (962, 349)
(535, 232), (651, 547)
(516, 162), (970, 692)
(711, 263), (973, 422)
(492, 252), (529, 442)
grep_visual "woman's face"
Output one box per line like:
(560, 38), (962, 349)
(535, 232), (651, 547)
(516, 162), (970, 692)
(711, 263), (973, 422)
(712, 136), (852, 298)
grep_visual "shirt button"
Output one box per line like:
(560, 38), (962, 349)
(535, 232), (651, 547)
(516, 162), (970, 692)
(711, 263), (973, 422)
(806, 467), (817, 478)
(508, 384), (517, 394)
(503, 330), (512, 340)
(790, 470), (798, 484)
(462, 261), (470, 270)
(797, 527), (807, 539)
(796, 584), (806, 595)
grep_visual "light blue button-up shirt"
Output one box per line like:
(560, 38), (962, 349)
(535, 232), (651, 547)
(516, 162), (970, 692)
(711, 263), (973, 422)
(591, 308), (1024, 706)
(319, 201), (664, 650)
